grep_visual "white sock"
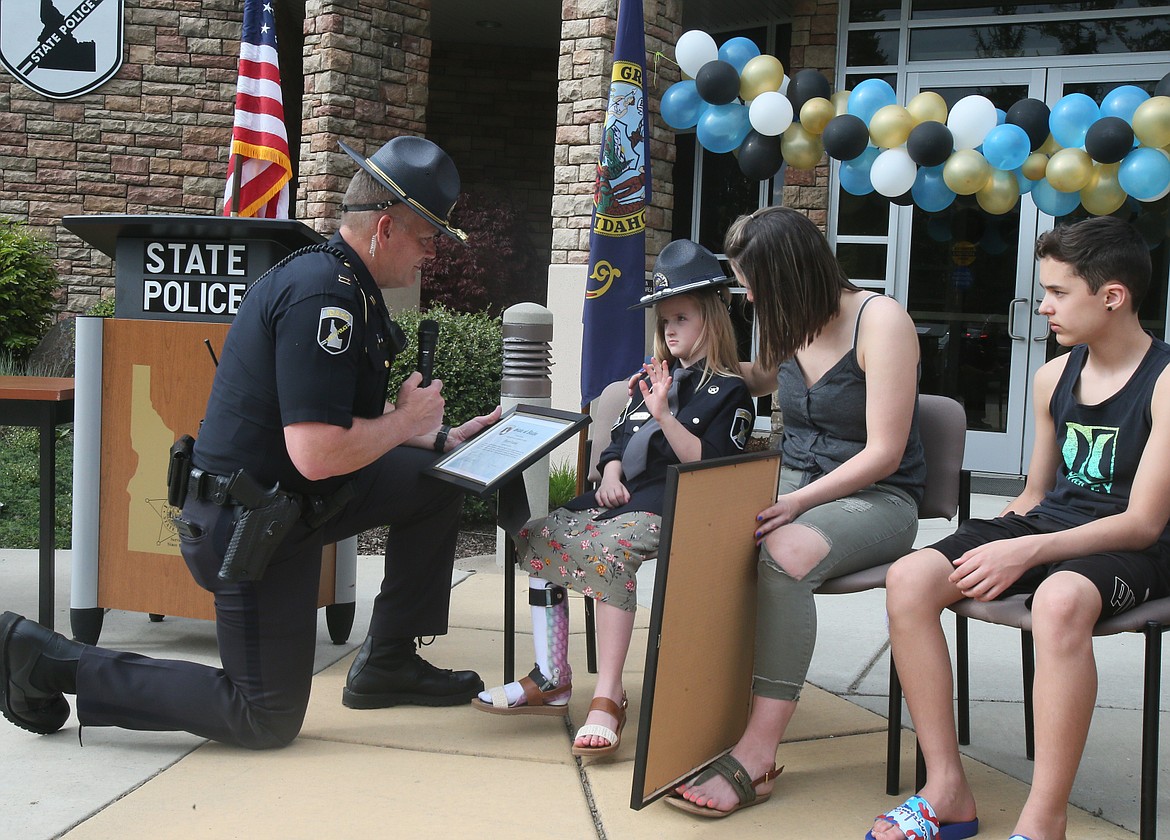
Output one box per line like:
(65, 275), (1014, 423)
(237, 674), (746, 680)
(477, 579), (561, 707)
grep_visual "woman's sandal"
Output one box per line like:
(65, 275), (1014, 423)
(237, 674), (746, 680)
(570, 692), (628, 757)
(865, 794), (979, 840)
(470, 664), (571, 717)
(663, 754), (783, 819)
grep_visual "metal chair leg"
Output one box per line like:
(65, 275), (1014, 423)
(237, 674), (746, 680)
(887, 658), (903, 795)
(957, 614), (970, 745)
(1022, 630), (1035, 761)
(584, 596), (598, 674)
(1139, 621), (1163, 840)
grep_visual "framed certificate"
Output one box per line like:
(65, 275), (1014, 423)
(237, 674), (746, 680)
(425, 404), (590, 496)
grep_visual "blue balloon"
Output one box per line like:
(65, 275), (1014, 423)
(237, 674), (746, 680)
(1049, 93), (1100, 149)
(847, 78), (897, 125)
(1015, 168), (1038, 194)
(1101, 85), (1149, 124)
(717, 37), (760, 74)
(911, 164), (956, 212)
(661, 80), (705, 129)
(839, 146), (879, 196)
(1118, 147), (1170, 201)
(1032, 179), (1081, 217)
(697, 103), (751, 154)
(996, 108), (1007, 125)
(982, 124), (1031, 171)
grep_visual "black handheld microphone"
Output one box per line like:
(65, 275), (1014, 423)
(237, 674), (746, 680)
(417, 319), (439, 386)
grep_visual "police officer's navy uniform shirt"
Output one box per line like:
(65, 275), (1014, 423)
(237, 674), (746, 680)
(193, 233), (396, 496)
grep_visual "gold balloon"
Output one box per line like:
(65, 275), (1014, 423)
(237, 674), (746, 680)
(1046, 147), (1093, 193)
(1080, 163), (1127, 216)
(782, 123), (824, 170)
(869, 104), (915, 148)
(1133, 96), (1170, 148)
(907, 91), (948, 125)
(740, 55), (785, 101)
(976, 169), (1021, 215)
(800, 97), (836, 135)
(943, 149), (991, 195)
(832, 90), (851, 116)
(1021, 152), (1049, 181)
(1040, 133), (1063, 156)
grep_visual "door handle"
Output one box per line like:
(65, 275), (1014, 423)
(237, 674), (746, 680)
(1007, 297), (1027, 340)
(1032, 298), (1051, 342)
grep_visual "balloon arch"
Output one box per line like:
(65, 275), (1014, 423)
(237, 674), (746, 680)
(661, 30), (1170, 219)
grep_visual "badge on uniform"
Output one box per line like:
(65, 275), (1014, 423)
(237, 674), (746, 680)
(318, 307), (354, 355)
(730, 407), (753, 450)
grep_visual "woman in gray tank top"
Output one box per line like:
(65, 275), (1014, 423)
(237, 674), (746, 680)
(667, 206), (926, 819)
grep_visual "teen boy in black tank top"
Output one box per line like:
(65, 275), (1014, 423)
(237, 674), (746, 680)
(868, 216), (1170, 840)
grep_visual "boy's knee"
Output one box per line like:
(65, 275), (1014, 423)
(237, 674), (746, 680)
(886, 548), (949, 606)
(1031, 572), (1101, 633)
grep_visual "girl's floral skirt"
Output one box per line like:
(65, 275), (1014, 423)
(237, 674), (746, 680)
(514, 507), (661, 613)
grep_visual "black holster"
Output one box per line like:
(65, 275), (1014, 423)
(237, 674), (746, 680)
(219, 489), (302, 583)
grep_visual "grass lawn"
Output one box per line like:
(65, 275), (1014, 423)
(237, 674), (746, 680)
(0, 424), (73, 549)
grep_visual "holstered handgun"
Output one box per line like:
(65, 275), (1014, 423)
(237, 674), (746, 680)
(218, 472), (301, 582)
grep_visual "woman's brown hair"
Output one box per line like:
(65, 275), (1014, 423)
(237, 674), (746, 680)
(724, 206), (859, 369)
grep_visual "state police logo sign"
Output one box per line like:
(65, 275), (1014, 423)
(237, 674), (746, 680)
(0, 0), (124, 100)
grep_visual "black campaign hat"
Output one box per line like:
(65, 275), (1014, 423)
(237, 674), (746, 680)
(339, 136), (468, 243)
(630, 239), (735, 309)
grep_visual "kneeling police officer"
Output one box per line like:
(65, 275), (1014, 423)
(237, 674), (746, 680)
(0, 136), (500, 748)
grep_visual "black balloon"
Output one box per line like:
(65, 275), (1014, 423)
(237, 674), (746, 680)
(906, 121), (954, 167)
(822, 114), (870, 161)
(1006, 98), (1051, 151)
(695, 60), (741, 105)
(1157, 71), (1170, 98)
(738, 130), (784, 181)
(787, 68), (832, 115)
(1084, 116), (1135, 164)
(889, 189), (915, 207)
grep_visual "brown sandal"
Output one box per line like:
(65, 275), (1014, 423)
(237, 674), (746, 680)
(471, 664), (571, 716)
(571, 692), (628, 757)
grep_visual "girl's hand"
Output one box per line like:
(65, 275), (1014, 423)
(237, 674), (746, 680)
(639, 359), (673, 421)
(595, 473), (630, 509)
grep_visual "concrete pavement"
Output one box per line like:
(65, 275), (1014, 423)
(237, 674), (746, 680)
(0, 492), (1165, 839)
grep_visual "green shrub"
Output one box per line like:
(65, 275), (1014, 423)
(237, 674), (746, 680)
(86, 296), (116, 318)
(387, 305), (503, 525)
(0, 219), (60, 362)
(548, 459), (579, 509)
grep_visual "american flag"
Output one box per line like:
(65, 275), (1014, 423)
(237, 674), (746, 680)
(222, 0), (291, 218)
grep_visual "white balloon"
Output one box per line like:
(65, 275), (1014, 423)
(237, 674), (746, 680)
(870, 147), (918, 197)
(779, 74), (790, 96)
(947, 95), (998, 151)
(749, 91), (794, 136)
(676, 30), (718, 79)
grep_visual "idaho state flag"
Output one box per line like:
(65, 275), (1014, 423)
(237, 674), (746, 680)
(580, 0), (650, 407)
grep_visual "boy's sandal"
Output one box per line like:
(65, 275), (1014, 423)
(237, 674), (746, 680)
(663, 754), (783, 819)
(470, 664), (570, 717)
(1008, 836), (1034, 840)
(865, 794), (979, 840)
(570, 693), (628, 757)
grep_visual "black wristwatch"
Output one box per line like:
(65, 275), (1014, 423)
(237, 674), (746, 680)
(434, 424), (451, 453)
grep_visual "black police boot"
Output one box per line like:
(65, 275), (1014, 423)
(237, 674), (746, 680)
(342, 636), (483, 709)
(0, 611), (84, 735)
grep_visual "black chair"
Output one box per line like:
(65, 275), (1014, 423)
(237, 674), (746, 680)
(813, 393), (971, 795)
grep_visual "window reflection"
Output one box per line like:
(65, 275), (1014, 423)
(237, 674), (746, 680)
(911, 0), (1158, 19)
(909, 17), (1170, 61)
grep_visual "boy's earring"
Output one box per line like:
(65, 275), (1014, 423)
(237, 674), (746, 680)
(369, 233), (377, 258)
(1106, 304), (1114, 311)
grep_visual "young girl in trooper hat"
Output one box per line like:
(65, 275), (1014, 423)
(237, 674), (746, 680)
(473, 239), (755, 757)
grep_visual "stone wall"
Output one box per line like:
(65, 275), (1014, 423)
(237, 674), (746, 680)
(0, 0), (243, 314)
(299, 0), (430, 236)
(552, 0), (683, 270)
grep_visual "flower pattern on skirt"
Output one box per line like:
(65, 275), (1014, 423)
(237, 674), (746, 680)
(514, 507), (661, 613)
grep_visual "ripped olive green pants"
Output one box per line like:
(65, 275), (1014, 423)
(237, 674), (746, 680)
(752, 466), (919, 701)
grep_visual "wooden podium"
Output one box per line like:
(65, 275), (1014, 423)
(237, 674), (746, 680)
(65, 215), (357, 645)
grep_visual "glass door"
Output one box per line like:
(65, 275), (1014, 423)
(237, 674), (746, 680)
(902, 69), (1046, 474)
(901, 64), (1170, 475)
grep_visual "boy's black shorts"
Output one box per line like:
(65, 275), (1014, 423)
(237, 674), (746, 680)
(930, 512), (1170, 618)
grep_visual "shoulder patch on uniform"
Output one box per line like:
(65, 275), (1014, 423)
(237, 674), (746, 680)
(730, 407), (753, 450)
(318, 307), (354, 355)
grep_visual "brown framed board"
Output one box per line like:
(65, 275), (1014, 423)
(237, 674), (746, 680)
(631, 449), (782, 809)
